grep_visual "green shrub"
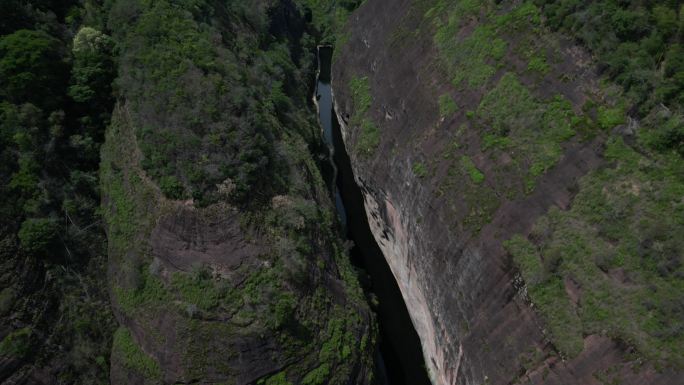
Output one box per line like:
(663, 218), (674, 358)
(0, 288), (15, 315)
(112, 327), (161, 380)
(114, 267), (170, 315)
(648, 114), (684, 155)
(348, 76), (380, 156)
(527, 54), (550, 74)
(438, 94), (458, 117)
(260, 372), (292, 385)
(274, 293), (296, 329)
(460, 156), (484, 184)
(433, 2), (508, 89)
(357, 119), (380, 156)
(413, 162), (428, 178)
(504, 235), (544, 285)
(349, 76), (372, 116)
(481, 133), (511, 150)
(171, 269), (221, 311)
(476, 73), (577, 189)
(597, 106), (625, 129)
(159, 175), (185, 199)
(0, 327), (32, 358)
(18, 217), (59, 256)
(302, 363), (330, 385)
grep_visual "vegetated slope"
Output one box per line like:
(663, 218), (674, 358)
(101, 0), (375, 384)
(0, 1), (117, 383)
(536, 0), (684, 125)
(333, 0), (683, 384)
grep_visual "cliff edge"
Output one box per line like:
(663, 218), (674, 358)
(101, 1), (375, 383)
(333, 0), (684, 384)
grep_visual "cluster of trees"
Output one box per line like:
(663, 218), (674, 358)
(0, 1), (116, 382)
(298, 0), (366, 42)
(0, 1), (114, 267)
(535, 0), (684, 155)
(109, 0), (347, 206)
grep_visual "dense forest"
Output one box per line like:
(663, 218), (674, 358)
(0, 0), (116, 383)
(535, 0), (683, 155)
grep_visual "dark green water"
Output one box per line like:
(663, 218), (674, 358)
(315, 46), (431, 385)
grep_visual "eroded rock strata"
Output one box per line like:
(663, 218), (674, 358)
(101, 1), (375, 383)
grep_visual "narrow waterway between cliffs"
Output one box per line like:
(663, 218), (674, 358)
(314, 46), (431, 385)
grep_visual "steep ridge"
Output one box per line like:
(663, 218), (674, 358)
(101, 1), (375, 383)
(333, 0), (684, 384)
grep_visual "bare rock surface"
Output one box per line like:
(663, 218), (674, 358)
(332, 0), (684, 384)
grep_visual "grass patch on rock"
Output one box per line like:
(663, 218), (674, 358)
(0, 327), (32, 358)
(506, 138), (684, 366)
(413, 162), (428, 178)
(112, 327), (162, 380)
(460, 155), (484, 184)
(349, 76), (380, 156)
(476, 73), (580, 191)
(438, 93), (458, 117)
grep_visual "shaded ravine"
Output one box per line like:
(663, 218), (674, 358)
(314, 46), (431, 385)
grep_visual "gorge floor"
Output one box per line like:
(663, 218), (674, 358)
(315, 46), (432, 385)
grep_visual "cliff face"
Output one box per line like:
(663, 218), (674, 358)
(333, 1), (684, 384)
(101, 1), (375, 383)
(102, 107), (374, 385)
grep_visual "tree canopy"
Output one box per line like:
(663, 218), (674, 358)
(0, 29), (69, 108)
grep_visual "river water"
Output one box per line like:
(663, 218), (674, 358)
(314, 46), (431, 385)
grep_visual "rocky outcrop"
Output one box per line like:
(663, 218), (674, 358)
(101, 1), (376, 383)
(103, 93), (374, 385)
(333, 0), (684, 384)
